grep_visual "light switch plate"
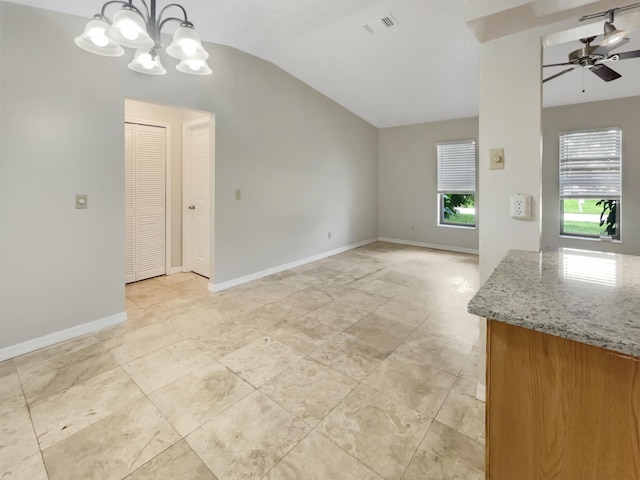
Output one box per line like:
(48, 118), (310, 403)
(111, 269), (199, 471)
(235, 189), (241, 200)
(76, 194), (88, 209)
(490, 148), (505, 170)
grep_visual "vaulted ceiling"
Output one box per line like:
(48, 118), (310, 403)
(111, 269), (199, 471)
(6, 0), (640, 127)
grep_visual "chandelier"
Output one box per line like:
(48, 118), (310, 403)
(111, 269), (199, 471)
(75, 0), (212, 76)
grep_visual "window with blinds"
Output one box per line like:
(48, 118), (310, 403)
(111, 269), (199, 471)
(559, 129), (621, 199)
(436, 140), (477, 227)
(437, 141), (477, 194)
(559, 128), (621, 239)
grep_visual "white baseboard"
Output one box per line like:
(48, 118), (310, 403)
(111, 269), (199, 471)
(0, 311), (127, 362)
(476, 383), (486, 403)
(168, 266), (184, 275)
(378, 237), (479, 255)
(210, 238), (378, 293)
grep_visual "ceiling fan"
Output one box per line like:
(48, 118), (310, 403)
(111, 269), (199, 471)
(543, 3), (640, 83)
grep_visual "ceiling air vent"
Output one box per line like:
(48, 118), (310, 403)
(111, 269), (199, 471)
(363, 14), (398, 34)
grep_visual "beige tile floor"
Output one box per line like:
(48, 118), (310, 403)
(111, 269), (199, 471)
(0, 242), (484, 480)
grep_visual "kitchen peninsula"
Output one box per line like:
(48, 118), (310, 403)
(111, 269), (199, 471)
(468, 247), (640, 480)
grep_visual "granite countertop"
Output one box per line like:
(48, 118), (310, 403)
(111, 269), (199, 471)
(467, 247), (640, 358)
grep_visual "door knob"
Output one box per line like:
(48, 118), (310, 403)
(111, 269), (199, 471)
(188, 205), (195, 210)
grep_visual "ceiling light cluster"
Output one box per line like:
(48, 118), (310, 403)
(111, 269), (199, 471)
(75, 0), (211, 76)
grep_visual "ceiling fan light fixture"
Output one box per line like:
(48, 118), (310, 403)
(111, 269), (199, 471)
(602, 21), (628, 46)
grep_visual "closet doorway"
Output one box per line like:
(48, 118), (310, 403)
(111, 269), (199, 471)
(124, 98), (214, 286)
(124, 121), (169, 283)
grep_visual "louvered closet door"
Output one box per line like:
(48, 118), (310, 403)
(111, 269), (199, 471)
(124, 123), (166, 283)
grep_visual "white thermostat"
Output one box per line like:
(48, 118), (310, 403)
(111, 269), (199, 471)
(510, 194), (532, 220)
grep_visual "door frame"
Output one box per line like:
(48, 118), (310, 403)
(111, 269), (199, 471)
(182, 116), (214, 279)
(125, 117), (172, 276)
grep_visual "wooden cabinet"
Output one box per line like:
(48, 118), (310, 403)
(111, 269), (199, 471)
(486, 319), (640, 479)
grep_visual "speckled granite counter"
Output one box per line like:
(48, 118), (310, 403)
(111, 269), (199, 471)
(467, 247), (640, 358)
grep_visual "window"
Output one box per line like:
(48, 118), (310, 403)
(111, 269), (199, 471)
(559, 128), (621, 239)
(437, 140), (477, 227)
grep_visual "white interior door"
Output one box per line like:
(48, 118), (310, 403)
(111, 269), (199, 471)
(125, 122), (167, 283)
(184, 119), (210, 278)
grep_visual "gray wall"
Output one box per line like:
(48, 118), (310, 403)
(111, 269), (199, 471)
(541, 95), (640, 254)
(378, 117), (480, 252)
(379, 97), (640, 255)
(0, 3), (378, 349)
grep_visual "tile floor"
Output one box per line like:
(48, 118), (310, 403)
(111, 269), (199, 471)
(0, 242), (484, 480)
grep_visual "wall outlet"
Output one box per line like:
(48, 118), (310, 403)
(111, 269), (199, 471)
(510, 193), (531, 220)
(235, 189), (241, 200)
(328, 231), (332, 239)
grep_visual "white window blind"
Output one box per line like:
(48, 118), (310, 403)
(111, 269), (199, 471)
(559, 129), (621, 199)
(437, 140), (476, 193)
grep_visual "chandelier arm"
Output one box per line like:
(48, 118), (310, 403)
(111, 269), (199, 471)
(158, 16), (191, 34)
(99, 0), (148, 22)
(99, 0), (130, 18)
(158, 4), (189, 23)
(131, 0), (150, 19)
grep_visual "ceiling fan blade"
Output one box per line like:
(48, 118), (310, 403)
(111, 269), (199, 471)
(543, 67), (576, 83)
(592, 38), (630, 56)
(590, 64), (622, 82)
(543, 62), (575, 67)
(613, 49), (640, 60)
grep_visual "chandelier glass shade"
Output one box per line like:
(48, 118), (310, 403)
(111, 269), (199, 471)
(75, 18), (125, 56)
(176, 58), (212, 75)
(166, 26), (208, 60)
(75, 0), (211, 76)
(128, 49), (168, 75)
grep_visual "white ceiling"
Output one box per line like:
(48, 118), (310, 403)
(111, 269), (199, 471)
(6, 0), (640, 127)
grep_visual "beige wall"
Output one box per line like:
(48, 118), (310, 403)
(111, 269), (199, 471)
(378, 117), (479, 252)
(541, 95), (640, 254)
(0, 3), (379, 350)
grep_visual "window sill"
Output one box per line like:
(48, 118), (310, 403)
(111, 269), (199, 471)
(438, 223), (477, 230)
(559, 234), (622, 244)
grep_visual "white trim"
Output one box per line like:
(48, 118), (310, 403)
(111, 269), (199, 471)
(125, 116), (172, 276)
(0, 312), (127, 362)
(209, 114), (216, 285)
(476, 383), (486, 403)
(209, 238), (378, 293)
(168, 266), (184, 275)
(378, 237), (479, 255)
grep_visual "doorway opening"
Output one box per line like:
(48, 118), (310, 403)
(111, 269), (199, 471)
(124, 98), (214, 289)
